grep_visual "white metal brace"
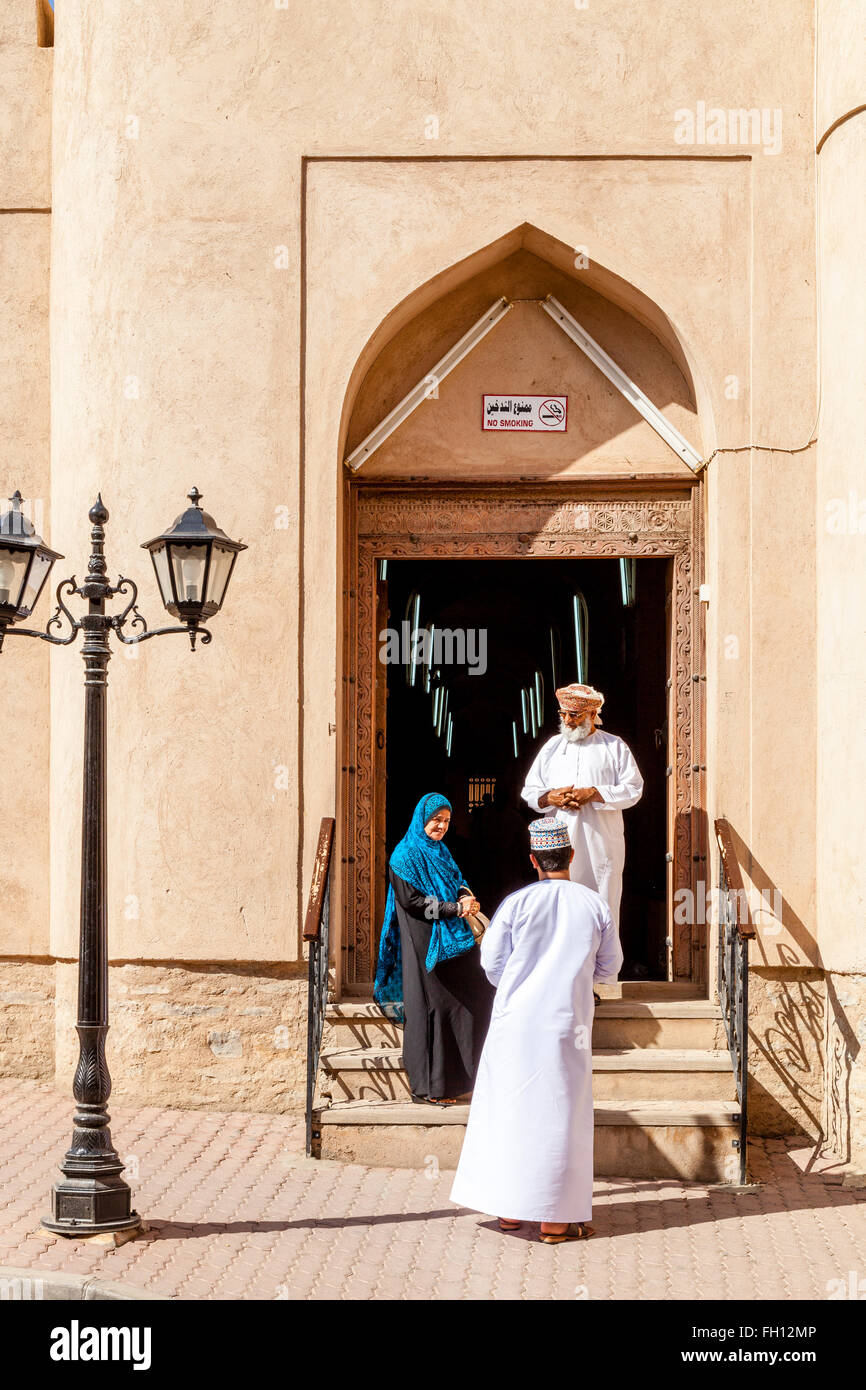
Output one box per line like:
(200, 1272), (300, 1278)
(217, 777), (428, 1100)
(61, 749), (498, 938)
(344, 291), (702, 472)
(540, 295), (704, 472)
(344, 297), (513, 471)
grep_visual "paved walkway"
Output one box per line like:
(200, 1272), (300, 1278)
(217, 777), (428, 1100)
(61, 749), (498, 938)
(1, 1080), (865, 1300)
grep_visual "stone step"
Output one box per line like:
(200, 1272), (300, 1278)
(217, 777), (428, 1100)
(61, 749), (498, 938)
(324, 999), (727, 1052)
(593, 982), (705, 999)
(315, 1099), (741, 1182)
(336, 981), (705, 1005)
(592, 1001), (727, 1050)
(319, 1046), (736, 1103)
(323, 1002), (402, 1052)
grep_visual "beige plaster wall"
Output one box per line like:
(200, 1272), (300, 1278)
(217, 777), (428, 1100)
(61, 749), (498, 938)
(41, 1), (820, 1066)
(311, 151), (815, 978)
(815, 3), (866, 1163)
(49, 6), (300, 965)
(748, 442), (818, 966)
(0, 4), (52, 959)
(816, 0), (866, 142)
(816, 93), (866, 977)
(0, 2), (51, 207)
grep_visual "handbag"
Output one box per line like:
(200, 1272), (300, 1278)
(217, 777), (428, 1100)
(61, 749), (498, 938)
(465, 910), (489, 942)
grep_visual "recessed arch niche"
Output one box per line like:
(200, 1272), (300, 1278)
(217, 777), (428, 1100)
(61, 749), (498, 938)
(339, 222), (713, 480)
(339, 225), (707, 991)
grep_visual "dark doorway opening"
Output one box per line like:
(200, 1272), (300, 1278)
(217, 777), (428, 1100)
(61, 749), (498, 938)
(382, 557), (669, 980)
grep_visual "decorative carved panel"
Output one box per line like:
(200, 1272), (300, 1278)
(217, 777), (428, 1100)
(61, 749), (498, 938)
(344, 484), (705, 988)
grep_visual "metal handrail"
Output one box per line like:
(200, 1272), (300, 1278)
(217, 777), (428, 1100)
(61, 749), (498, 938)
(304, 817), (335, 1157)
(714, 818), (755, 1185)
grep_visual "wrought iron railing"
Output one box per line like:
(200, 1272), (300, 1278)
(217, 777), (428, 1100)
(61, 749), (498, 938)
(714, 818), (756, 1185)
(304, 817), (335, 1157)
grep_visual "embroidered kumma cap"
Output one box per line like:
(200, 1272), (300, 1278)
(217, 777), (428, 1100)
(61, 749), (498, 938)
(556, 682), (604, 718)
(529, 818), (571, 851)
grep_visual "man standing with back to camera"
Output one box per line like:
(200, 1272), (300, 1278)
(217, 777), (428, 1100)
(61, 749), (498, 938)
(449, 818), (622, 1242)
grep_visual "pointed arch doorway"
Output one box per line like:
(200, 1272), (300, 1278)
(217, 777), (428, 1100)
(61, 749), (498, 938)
(341, 476), (706, 993)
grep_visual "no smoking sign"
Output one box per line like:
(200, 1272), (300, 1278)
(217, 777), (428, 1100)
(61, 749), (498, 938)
(483, 395), (568, 431)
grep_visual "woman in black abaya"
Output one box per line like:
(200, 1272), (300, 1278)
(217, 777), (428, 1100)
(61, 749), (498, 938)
(373, 792), (494, 1104)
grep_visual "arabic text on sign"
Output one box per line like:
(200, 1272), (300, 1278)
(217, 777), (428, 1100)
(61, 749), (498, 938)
(482, 396), (568, 431)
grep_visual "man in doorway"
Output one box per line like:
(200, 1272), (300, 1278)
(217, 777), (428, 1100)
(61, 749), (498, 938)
(449, 818), (622, 1242)
(520, 682), (643, 934)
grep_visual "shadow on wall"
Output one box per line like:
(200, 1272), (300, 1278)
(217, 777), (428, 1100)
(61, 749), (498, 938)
(723, 825), (826, 1140)
(747, 945), (825, 1140)
(824, 975), (861, 1165)
(724, 830), (863, 1166)
(727, 823), (816, 969)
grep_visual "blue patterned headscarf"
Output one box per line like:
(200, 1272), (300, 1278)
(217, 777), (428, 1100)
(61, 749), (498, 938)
(373, 793), (475, 1020)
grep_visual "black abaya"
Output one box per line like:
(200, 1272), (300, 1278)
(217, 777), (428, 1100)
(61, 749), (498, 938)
(389, 867), (495, 1099)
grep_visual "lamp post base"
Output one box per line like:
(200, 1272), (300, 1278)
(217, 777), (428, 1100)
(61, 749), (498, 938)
(42, 1175), (140, 1238)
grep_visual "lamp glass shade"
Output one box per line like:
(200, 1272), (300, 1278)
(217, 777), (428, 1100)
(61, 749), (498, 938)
(17, 550), (53, 619)
(206, 544), (236, 610)
(0, 546), (30, 613)
(149, 543), (173, 609)
(169, 543), (208, 606)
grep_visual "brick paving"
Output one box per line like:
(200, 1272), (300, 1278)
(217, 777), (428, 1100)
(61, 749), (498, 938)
(1, 1079), (865, 1300)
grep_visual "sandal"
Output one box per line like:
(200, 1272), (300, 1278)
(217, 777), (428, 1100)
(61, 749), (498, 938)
(539, 1222), (594, 1244)
(428, 1096), (460, 1106)
(498, 1218), (521, 1231)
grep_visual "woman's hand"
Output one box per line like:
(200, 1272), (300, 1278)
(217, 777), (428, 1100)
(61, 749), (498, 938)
(459, 896), (481, 917)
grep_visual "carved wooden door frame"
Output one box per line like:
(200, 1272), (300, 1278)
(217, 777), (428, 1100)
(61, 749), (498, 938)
(342, 479), (706, 991)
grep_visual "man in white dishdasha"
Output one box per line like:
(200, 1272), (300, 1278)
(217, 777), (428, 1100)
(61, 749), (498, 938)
(450, 818), (622, 1242)
(521, 681), (643, 937)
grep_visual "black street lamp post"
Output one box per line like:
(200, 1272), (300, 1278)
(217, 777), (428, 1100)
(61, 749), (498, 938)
(0, 488), (246, 1236)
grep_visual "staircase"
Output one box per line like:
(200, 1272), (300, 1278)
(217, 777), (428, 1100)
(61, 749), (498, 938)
(312, 983), (741, 1182)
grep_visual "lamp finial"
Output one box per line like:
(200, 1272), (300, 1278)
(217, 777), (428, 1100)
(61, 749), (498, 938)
(89, 495), (109, 525)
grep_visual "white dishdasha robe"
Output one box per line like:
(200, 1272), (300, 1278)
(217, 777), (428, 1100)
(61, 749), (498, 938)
(449, 878), (622, 1223)
(521, 729), (643, 930)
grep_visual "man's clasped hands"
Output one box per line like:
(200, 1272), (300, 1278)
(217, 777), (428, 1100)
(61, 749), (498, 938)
(543, 786), (602, 811)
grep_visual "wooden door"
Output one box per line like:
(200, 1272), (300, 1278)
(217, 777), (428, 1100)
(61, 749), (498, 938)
(372, 565), (389, 961)
(664, 557), (676, 981)
(344, 481), (703, 993)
